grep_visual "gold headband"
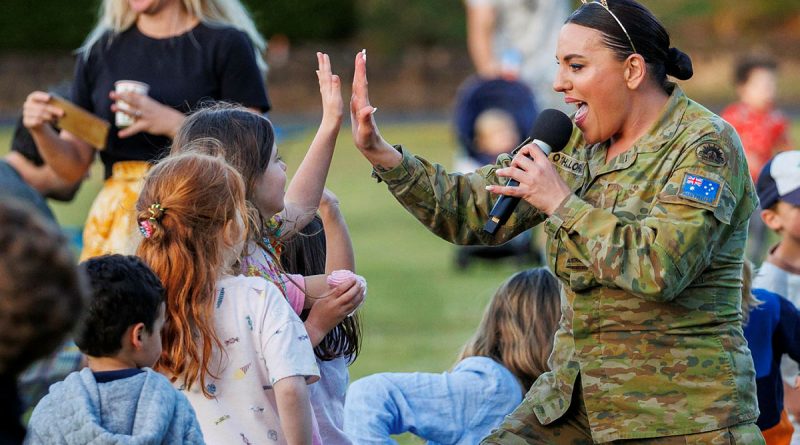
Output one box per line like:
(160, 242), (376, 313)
(581, 0), (638, 54)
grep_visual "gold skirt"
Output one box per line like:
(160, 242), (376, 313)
(79, 161), (150, 261)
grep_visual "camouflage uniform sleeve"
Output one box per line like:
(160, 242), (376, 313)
(545, 136), (750, 302)
(374, 146), (545, 245)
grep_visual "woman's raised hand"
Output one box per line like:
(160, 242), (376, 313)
(317, 52), (343, 128)
(350, 50), (400, 169)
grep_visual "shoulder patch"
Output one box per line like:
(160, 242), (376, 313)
(696, 143), (726, 167)
(678, 172), (722, 206)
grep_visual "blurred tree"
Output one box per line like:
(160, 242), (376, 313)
(0, 0), (357, 51)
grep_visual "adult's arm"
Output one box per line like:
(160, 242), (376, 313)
(465, 1), (501, 78)
(22, 92), (94, 184)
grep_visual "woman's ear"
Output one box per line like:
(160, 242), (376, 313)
(624, 54), (647, 89)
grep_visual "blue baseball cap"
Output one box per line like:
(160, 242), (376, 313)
(757, 151), (800, 209)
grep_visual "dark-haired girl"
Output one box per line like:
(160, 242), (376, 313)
(349, 0), (762, 442)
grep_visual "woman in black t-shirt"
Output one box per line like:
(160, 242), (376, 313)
(22, 0), (270, 260)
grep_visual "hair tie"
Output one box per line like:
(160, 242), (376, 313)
(665, 47), (694, 80)
(139, 220), (154, 239)
(148, 203), (166, 222)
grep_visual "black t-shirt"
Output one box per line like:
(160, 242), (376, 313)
(72, 22), (271, 177)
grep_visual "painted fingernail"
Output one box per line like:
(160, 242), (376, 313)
(371, 107), (378, 114)
(361, 49), (366, 60)
(485, 186), (492, 190)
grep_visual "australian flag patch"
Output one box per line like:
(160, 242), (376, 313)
(679, 173), (721, 205)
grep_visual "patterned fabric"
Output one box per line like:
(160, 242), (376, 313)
(176, 275), (319, 445)
(17, 340), (83, 411)
(374, 84), (761, 443)
(720, 102), (790, 182)
(26, 368), (204, 444)
(79, 160), (150, 261)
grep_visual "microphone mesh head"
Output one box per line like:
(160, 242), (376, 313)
(531, 109), (573, 154)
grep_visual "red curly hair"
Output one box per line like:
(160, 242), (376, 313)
(136, 151), (247, 397)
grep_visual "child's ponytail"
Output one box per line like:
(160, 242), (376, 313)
(136, 151), (248, 398)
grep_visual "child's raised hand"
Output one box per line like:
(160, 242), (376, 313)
(317, 52), (343, 128)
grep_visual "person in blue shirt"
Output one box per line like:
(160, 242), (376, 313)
(343, 268), (561, 444)
(743, 259), (800, 444)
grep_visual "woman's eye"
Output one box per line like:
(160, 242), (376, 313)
(570, 64), (583, 71)
(276, 155), (284, 163)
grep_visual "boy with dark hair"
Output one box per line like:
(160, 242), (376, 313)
(753, 150), (800, 443)
(26, 255), (204, 445)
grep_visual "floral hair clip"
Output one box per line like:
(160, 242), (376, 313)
(580, 0), (637, 54)
(139, 220), (154, 239)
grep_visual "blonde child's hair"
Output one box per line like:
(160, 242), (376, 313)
(136, 150), (248, 398)
(458, 268), (562, 390)
(79, 0), (266, 72)
(740, 259), (762, 326)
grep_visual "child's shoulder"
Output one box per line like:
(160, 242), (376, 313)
(218, 274), (285, 296)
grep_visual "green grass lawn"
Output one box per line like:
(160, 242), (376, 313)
(2, 118), (799, 444)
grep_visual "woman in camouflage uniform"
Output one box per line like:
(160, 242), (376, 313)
(349, 0), (763, 443)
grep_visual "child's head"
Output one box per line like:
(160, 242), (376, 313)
(473, 108), (520, 157)
(734, 54), (778, 111)
(458, 267), (561, 389)
(136, 151), (247, 394)
(0, 199), (88, 377)
(757, 151), (800, 244)
(172, 105), (287, 223)
(280, 216), (362, 362)
(77, 255), (165, 368)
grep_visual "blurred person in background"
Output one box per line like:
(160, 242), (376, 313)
(22, 0), (271, 261)
(721, 53), (793, 263)
(465, 0), (570, 111)
(0, 200), (88, 445)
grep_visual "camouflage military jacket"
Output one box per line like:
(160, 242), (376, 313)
(375, 85), (759, 442)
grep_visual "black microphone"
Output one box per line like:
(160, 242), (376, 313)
(483, 109), (573, 235)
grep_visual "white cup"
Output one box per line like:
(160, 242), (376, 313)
(114, 80), (150, 128)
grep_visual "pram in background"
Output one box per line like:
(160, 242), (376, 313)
(452, 76), (542, 269)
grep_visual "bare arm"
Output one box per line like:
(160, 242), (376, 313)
(465, 2), (501, 78)
(273, 376), (313, 445)
(319, 189), (355, 273)
(23, 91), (95, 183)
(281, 52), (343, 237)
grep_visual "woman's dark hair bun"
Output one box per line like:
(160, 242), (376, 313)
(666, 47), (693, 80)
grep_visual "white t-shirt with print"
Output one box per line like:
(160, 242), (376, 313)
(176, 274), (320, 445)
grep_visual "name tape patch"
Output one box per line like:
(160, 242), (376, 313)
(550, 152), (586, 176)
(679, 173), (721, 205)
